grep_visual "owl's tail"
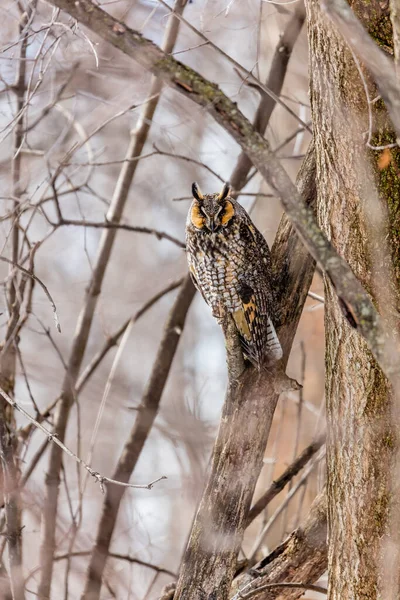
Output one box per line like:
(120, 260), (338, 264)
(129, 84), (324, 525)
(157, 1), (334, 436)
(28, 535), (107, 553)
(265, 316), (283, 362)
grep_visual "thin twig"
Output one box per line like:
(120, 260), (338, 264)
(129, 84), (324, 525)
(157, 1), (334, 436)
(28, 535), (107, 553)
(0, 385), (166, 492)
(157, 0), (311, 133)
(307, 291), (324, 303)
(25, 551), (176, 585)
(238, 582), (328, 598)
(0, 256), (61, 332)
(51, 218), (185, 249)
(248, 446), (326, 563)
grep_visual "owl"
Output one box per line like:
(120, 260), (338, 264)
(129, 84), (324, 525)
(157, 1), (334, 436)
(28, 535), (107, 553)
(186, 181), (282, 368)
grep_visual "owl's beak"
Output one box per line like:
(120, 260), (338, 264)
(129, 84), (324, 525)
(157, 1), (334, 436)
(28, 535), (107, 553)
(210, 220), (216, 233)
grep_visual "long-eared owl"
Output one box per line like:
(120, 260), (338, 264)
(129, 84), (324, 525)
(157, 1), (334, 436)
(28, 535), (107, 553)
(186, 181), (282, 368)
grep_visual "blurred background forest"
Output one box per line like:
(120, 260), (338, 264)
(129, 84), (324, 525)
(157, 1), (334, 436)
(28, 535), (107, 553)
(0, 0), (326, 597)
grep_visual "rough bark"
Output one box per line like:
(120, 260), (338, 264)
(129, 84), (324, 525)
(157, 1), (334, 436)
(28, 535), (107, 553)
(173, 144), (316, 600)
(305, 0), (400, 597)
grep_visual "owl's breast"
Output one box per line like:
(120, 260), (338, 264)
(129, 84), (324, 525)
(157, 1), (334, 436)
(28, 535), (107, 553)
(187, 227), (245, 312)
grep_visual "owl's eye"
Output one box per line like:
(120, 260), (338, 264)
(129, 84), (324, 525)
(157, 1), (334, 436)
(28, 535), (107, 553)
(191, 202), (206, 229)
(220, 200), (235, 226)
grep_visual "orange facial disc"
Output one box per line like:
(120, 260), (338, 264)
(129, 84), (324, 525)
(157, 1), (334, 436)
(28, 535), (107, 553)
(191, 203), (205, 229)
(220, 201), (235, 226)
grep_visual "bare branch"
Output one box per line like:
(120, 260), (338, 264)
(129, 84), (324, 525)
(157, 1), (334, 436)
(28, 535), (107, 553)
(231, 1), (307, 191)
(25, 550), (176, 585)
(307, 291), (324, 303)
(51, 218), (185, 249)
(58, 551), (176, 578)
(248, 446), (326, 564)
(238, 583), (328, 599)
(0, 5), (37, 597)
(156, 0), (311, 133)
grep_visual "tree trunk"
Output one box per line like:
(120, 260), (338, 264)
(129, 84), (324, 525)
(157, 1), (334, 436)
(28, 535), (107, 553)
(305, 0), (400, 597)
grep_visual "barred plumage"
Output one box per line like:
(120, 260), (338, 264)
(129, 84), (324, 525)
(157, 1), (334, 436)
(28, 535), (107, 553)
(186, 181), (282, 368)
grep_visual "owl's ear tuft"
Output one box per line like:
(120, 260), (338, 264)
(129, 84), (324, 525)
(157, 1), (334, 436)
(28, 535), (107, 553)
(192, 182), (204, 202)
(218, 182), (231, 202)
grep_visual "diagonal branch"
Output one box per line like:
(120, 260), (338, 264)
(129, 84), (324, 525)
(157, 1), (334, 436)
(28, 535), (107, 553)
(246, 432), (326, 527)
(230, 1), (306, 191)
(0, 385), (166, 492)
(51, 218), (186, 249)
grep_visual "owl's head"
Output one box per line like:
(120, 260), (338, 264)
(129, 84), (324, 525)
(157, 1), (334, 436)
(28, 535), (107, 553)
(189, 182), (235, 232)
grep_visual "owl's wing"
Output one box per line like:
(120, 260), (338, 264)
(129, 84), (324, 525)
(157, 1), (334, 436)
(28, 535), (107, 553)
(188, 261), (210, 308)
(232, 217), (282, 367)
(232, 281), (282, 367)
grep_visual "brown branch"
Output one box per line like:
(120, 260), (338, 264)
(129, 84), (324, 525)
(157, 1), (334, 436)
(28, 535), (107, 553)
(60, 551), (176, 578)
(0, 5), (38, 598)
(246, 433), (326, 527)
(0, 256), (61, 333)
(231, 490), (327, 600)
(238, 582), (327, 598)
(82, 274), (196, 600)
(156, 0), (310, 133)
(0, 418), (23, 600)
(248, 448), (325, 565)
(37, 2), (189, 598)
(25, 550), (176, 586)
